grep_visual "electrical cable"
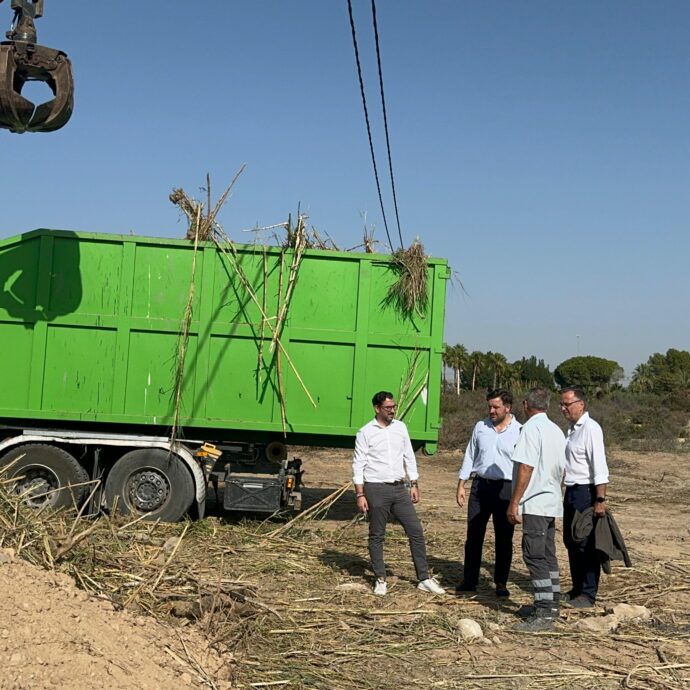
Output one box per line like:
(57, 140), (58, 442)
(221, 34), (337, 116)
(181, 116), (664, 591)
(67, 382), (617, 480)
(347, 0), (394, 252)
(371, 0), (404, 250)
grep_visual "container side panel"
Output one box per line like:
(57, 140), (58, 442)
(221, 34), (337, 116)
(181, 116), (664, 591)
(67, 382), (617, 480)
(211, 249), (279, 326)
(206, 335), (275, 423)
(124, 331), (197, 420)
(50, 237), (120, 317)
(367, 262), (432, 337)
(0, 236), (40, 319)
(284, 342), (354, 427)
(360, 346), (430, 434)
(0, 323), (34, 409)
(130, 245), (200, 320)
(289, 257), (358, 332)
(41, 326), (117, 413)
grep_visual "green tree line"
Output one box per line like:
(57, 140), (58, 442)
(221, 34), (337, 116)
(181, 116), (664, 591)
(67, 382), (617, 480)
(443, 345), (690, 395)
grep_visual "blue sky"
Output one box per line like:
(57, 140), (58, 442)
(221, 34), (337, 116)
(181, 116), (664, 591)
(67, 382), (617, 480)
(2, 1), (689, 381)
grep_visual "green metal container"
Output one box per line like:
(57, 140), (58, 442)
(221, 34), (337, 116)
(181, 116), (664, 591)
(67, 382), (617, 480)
(0, 230), (449, 452)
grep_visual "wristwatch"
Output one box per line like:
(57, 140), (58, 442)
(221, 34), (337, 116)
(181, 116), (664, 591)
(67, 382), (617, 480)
(595, 496), (606, 503)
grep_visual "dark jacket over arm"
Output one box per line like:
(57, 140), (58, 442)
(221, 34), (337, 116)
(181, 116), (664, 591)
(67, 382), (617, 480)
(572, 507), (632, 574)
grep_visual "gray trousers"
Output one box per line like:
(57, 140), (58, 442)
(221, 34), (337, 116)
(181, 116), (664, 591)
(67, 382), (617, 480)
(364, 482), (430, 581)
(522, 514), (560, 613)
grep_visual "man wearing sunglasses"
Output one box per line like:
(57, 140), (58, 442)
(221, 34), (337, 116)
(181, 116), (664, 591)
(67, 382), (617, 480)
(353, 391), (445, 597)
(560, 386), (610, 609)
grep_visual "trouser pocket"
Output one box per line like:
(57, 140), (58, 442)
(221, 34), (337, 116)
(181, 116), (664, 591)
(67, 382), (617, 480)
(522, 529), (546, 560)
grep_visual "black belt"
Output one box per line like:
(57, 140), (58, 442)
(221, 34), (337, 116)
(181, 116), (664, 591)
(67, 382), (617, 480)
(384, 480), (405, 485)
(477, 476), (510, 484)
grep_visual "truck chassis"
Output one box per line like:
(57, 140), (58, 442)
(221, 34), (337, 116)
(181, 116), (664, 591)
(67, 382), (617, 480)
(0, 427), (303, 521)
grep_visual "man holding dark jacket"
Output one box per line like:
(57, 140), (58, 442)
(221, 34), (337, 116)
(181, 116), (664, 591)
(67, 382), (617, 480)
(560, 386), (610, 609)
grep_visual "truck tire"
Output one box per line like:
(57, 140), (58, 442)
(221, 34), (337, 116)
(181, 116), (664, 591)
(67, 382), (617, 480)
(105, 449), (194, 522)
(0, 444), (89, 510)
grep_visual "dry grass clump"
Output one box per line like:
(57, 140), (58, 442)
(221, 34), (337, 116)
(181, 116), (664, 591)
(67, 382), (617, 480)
(170, 173), (339, 252)
(169, 169), (244, 243)
(383, 240), (429, 319)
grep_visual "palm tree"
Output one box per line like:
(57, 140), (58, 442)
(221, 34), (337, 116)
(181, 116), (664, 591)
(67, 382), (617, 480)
(470, 350), (483, 392)
(488, 351), (508, 389)
(452, 344), (468, 395)
(442, 343), (452, 392)
(630, 363), (654, 392)
(443, 344), (468, 395)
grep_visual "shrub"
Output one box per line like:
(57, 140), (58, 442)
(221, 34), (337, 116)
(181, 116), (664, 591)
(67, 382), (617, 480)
(439, 389), (689, 452)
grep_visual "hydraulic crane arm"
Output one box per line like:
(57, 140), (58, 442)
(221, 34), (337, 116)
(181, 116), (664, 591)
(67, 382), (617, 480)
(0, 0), (73, 133)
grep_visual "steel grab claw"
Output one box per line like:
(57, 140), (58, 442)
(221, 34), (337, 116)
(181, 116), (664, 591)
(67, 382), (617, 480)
(0, 39), (73, 133)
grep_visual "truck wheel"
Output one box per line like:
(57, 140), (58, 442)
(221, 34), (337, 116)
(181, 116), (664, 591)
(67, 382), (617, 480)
(105, 449), (194, 522)
(0, 444), (89, 510)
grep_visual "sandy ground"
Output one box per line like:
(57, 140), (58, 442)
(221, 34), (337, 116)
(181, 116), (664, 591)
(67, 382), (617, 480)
(1, 447), (689, 689)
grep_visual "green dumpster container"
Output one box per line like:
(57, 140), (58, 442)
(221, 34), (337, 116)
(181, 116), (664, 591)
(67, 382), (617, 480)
(0, 229), (449, 452)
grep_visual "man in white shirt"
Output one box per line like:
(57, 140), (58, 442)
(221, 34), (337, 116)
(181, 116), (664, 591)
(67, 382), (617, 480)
(456, 389), (521, 597)
(507, 388), (566, 632)
(353, 391), (445, 597)
(560, 386), (610, 609)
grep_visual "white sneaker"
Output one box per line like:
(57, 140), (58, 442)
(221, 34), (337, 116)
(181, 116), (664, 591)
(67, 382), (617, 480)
(417, 577), (445, 595)
(374, 578), (387, 596)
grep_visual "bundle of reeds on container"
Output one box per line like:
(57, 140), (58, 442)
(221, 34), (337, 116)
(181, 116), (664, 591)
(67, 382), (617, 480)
(383, 240), (429, 320)
(169, 176), (317, 437)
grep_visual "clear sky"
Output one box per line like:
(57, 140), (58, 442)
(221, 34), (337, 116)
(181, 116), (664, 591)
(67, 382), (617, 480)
(2, 1), (689, 382)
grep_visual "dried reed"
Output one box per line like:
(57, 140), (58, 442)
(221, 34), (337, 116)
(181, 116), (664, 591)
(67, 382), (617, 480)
(383, 240), (429, 319)
(2, 458), (689, 690)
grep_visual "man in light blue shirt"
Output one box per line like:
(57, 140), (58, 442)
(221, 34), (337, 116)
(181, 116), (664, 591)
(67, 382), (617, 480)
(456, 389), (521, 597)
(507, 387), (566, 632)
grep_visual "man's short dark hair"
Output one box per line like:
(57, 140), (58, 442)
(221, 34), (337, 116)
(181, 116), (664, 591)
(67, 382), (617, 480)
(372, 391), (395, 407)
(487, 389), (513, 406)
(524, 387), (550, 411)
(560, 386), (587, 405)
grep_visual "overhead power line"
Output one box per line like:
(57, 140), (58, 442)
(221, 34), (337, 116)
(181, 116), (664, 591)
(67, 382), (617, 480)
(347, 0), (401, 251)
(370, 0), (404, 250)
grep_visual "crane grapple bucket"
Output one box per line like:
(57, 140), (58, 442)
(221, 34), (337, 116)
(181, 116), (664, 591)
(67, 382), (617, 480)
(0, 39), (73, 132)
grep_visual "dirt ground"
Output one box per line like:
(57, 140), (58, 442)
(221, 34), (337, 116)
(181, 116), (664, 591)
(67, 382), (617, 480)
(1, 448), (689, 689)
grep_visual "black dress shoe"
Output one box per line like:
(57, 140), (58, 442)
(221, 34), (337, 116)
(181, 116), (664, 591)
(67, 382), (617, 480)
(495, 583), (510, 598)
(454, 582), (477, 593)
(562, 595), (595, 609)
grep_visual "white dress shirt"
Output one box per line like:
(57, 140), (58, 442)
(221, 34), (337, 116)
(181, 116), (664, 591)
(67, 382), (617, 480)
(458, 415), (522, 480)
(352, 418), (419, 485)
(511, 413), (566, 517)
(564, 411), (609, 486)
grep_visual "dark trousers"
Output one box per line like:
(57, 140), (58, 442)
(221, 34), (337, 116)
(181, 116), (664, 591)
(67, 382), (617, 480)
(364, 482), (430, 581)
(563, 484), (601, 602)
(463, 478), (515, 587)
(522, 514), (560, 612)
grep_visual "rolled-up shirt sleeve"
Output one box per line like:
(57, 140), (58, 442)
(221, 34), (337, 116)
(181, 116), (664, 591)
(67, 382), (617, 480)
(588, 423), (609, 485)
(352, 429), (368, 485)
(402, 427), (419, 481)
